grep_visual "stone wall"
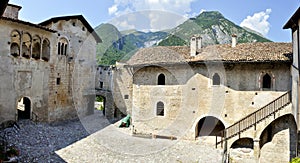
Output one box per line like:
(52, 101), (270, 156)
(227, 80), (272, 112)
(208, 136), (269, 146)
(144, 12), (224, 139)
(0, 19), (54, 123)
(0, 15), (98, 124)
(109, 61), (291, 139)
(46, 18), (97, 121)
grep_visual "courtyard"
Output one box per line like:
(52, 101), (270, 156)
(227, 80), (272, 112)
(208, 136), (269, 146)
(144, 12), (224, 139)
(1, 110), (223, 162)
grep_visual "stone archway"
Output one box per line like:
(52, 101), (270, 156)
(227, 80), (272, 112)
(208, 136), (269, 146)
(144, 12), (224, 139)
(95, 95), (106, 115)
(17, 97), (31, 120)
(196, 116), (225, 137)
(259, 114), (297, 163)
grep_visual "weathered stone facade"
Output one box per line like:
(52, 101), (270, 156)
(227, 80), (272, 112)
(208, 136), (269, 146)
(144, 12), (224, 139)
(0, 4), (100, 124)
(99, 39), (296, 161)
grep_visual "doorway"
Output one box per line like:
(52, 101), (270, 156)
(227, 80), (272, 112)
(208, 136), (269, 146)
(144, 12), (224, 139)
(17, 97), (31, 120)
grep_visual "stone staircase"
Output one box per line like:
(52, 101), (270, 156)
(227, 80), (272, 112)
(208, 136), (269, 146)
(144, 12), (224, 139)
(217, 90), (291, 147)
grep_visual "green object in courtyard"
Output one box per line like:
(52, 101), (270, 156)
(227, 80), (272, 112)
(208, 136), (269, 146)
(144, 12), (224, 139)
(119, 114), (131, 127)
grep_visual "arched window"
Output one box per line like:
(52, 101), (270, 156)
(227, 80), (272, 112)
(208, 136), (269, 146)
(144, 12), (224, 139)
(158, 74), (165, 85)
(213, 73), (221, 85)
(10, 30), (21, 57)
(58, 38), (68, 55)
(42, 39), (50, 61)
(262, 73), (272, 89)
(10, 43), (20, 57)
(32, 35), (41, 60)
(22, 33), (31, 59)
(156, 102), (164, 116)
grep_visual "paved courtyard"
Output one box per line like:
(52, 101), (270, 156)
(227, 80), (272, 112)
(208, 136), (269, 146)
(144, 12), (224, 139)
(2, 110), (223, 162)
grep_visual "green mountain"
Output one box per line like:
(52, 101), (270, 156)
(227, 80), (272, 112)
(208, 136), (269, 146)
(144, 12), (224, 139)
(95, 11), (271, 65)
(95, 25), (168, 65)
(158, 11), (271, 46)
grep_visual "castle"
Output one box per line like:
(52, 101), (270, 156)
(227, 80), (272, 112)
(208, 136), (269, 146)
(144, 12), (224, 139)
(96, 8), (300, 163)
(1, 1), (300, 162)
(0, 3), (101, 123)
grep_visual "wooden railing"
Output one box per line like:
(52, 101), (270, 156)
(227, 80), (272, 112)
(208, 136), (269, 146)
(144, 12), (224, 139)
(216, 91), (291, 147)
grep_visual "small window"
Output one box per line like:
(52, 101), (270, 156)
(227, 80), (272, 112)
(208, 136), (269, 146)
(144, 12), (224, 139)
(156, 102), (164, 116)
(213, 73), (221, 85)
(158, 74), (165, 85)
(10, 43), (20, 57)
(124, 95), (129, 99)
(58, 38), (68, 56)
(56, 78), (61, 85)
(58, 42), (61, 55)
(100, 82), (103, 88)
(61, 43), (65, 55)
(64, 44), (68, 55)
(262, 73), (272, 89)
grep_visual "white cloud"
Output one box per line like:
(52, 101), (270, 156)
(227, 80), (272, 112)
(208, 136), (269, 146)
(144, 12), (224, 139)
(108, 0), (196, 30)
(240, 9), (272, 36)
(108, 5), (118, 15)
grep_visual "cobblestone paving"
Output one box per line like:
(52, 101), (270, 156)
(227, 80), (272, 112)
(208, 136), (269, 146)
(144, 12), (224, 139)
(1, 110), (223, 162)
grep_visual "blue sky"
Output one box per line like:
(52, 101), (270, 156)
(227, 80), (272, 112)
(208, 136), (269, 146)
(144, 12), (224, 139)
(9, 0), (299, 42)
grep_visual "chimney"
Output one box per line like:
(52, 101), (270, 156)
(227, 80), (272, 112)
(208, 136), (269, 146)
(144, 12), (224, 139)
(190, 35), (202, 56)
(231, 34), (237, 48)
(2, 4), (22, 19)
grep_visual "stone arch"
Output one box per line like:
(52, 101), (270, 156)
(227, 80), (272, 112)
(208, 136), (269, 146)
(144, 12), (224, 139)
(21, 32), (32, 59)
(258, 114), (297, 162)
(156, 101), (165, 116)
(17, 97), (31, 120)
(32, 35), (41, 60)
(231, 137), (254, 149)
(10, 30), (21, 57)
(195, 116), (225, 137)
(95, 95), (106, 115)
(42, 38), (50, 61)
(229, 138), (255, 162)
(157, 73), (165, 85)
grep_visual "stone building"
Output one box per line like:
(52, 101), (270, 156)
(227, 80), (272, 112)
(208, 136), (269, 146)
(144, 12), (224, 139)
(99, 33), (296, 161)
(0, 3), (101, 124)
(284, 7), (300, 131)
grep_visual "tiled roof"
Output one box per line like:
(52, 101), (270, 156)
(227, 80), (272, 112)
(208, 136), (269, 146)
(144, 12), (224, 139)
(283, 7), (300, 29)
(126, 42), (292, 66)
(39, 15), (102, 43)
(0, 16), (56, 33)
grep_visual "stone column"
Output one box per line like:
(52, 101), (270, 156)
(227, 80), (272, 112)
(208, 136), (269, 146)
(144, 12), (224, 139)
(253, 138), (260, 162)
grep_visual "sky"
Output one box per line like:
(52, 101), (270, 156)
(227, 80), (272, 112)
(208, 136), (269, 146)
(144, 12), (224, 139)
(9, 0), (300, 42)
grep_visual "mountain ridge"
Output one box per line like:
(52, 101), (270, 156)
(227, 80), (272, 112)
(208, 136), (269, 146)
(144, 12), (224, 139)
(95, 11), (271, 65)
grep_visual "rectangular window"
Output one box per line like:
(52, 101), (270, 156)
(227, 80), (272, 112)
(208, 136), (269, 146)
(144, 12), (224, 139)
(124, 95), (129, 99)
(56, 78), (61, 85)
(58, 42), (61, 55)
(100, 81), (103, 88)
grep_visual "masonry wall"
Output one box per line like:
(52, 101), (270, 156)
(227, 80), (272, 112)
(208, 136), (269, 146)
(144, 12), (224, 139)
(0, 20), (54, 123)
(123, 62), (291, 138)
(46, 19), (97, 121)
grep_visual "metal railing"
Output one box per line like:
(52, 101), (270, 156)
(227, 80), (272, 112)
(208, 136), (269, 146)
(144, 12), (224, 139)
(216, 91), (291, 147)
